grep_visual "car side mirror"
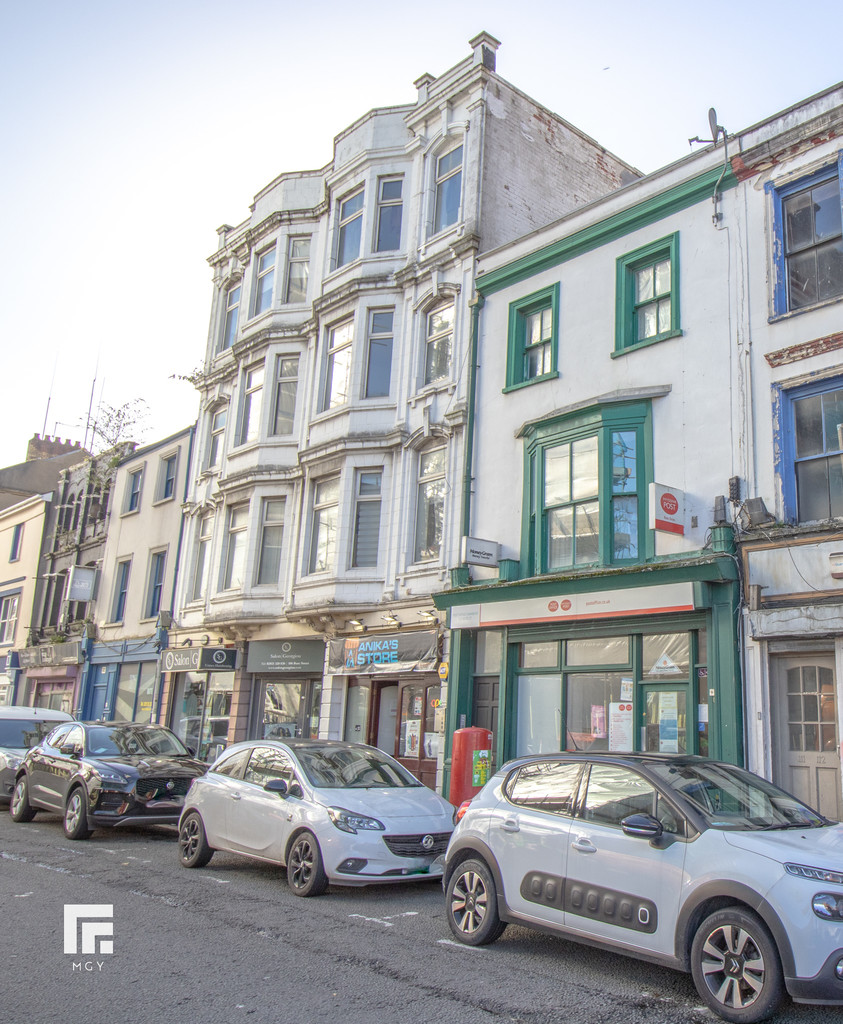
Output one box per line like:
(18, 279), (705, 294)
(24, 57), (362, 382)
(59, 743), (82, 757)
(621, 812), (664, 839)
(264, 778), (289, 797)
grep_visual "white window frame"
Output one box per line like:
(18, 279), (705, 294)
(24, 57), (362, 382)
(252, 244), (277, 317)
(414, 447), (446, 562)
(207, 407), (227, 468)
(308, 478), (340, 574)
(237, 364), (265, 446)
(424, 305), (454, 386)
(284, 236), (311, 304)
(255, 498), (286, 586)
(219, 283), (241, 351)
(351, 470), (382, 568)
(191, 512), (214, 602)
(322, 320), (354, 411)
(222, 503), (250, 590)
(0, 593), (19, 644)
(432, 145), (463, 235)
(336, 187), (364, 268)
(374, 176), (403, 253)
(270, 355), (299, 436)
(364, 310), (393, 399)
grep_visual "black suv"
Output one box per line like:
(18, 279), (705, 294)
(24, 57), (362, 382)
(9, 722), (207, 839)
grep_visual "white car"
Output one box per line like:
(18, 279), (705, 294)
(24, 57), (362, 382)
(444, 752), (843, 1023)
(178, 739), (455, 895)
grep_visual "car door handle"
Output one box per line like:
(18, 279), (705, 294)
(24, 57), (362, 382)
(499, 819), (520, 833)
(230, 792), (242, 800)
(571, 836), (597, 853)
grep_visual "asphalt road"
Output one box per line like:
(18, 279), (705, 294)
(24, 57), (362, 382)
(1, 810), (840, 1024)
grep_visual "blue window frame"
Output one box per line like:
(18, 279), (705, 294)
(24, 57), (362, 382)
(112, 560), (131, 622)
(9, 523), (23, 561)
(776, 375), (843, 523)
(125, 469), (142, 513)
(146, 551), (166, 619)
(768, 153), (843, 316)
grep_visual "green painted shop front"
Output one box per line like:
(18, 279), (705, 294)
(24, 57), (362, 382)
(435, 551), (742, 795)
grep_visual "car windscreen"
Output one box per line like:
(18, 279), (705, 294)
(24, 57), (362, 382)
(293, 745), (422, 789)
(85, 726), (190, 758)
(649, 760), (827, 830)
(0, 719), (69, 749)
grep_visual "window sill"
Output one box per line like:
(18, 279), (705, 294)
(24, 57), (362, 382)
(119, 508), (140, 518)
(503, 371), (559, 394)
(768, 292), (843, 323)
(612, 329), (682, 358)
(151, 496), (176, 508)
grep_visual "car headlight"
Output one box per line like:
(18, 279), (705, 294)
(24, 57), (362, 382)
(812, 893), (843, 921)
(327, 807), (385, 834)
(785, 862), (843, 885)
(0, 753), (22, 772)
(96, 768), (129, 784)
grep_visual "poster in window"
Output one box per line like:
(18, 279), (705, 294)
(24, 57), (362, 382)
(609, 703), (633, 751)
(590, 704), (607, 739)
(405, 719), (421, 756)
(659, 692), (679, 753)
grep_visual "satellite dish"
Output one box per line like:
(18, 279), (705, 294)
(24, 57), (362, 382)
(708, 107), (721, 143)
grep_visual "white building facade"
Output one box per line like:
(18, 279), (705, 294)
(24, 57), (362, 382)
(169, 33), (636, 786)
(436, 81), (843, 818)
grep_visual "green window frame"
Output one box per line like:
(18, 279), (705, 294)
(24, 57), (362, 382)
(522, 401), (652, 574)
(615, 233), (680, 355)
(504, 283), (560, 391)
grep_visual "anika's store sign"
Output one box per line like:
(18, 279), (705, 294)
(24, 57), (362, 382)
(328, 630), (438, 675)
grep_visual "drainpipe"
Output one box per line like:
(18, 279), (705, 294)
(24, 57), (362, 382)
(461, 293), (484, 540)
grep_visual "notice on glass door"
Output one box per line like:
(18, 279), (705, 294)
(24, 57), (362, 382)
(609, 703), (633, 751)
(659, 692), (679, 753)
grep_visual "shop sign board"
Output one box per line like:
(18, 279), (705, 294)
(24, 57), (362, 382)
(68, 565), (97, 602)
(328, 630), (438, 675)
(460, 536), (500, 567)
(246, 640), (325, 674)
(649, 483), (685, 535)
(449, 582), (695, 629)
(17, 641), (84, 668)
(161, 647), (237, 672)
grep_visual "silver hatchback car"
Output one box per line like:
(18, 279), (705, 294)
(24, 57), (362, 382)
(444, 752), (843, 1023)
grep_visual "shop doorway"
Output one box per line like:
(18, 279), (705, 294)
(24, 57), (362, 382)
(171, 671), (234, 761)
(771, 654), (842, 820)
(342, 676), (440, 788)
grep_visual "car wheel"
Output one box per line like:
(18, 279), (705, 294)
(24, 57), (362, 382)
(63, 787), (92, 840)
(445, 858), (507, 946)
(690, 906), (784, 1023)
(9, 776), (36, 822)
(178, 812), (214, 868)
(286, 831), (328, 897)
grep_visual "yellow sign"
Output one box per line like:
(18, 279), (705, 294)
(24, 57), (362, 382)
(437, 662), (449, 681)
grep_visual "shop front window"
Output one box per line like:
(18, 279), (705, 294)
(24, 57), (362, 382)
(343, 680), (370, 742)
(173, 672), (232, 761)
(113, 662), (156, 722)
(260, 679), (321, 740)
(397, 683), (441, 761)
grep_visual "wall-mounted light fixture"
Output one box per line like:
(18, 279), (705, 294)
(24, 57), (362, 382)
(381, 613), (401, 628)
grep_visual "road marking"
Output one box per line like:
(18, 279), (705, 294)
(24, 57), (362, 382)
(437, 939), (488, 951)
(349, 911), (420, 927)
(14, 892), (33, 898)
(1, 851), (27, 861)
(203, 876), (230, 884)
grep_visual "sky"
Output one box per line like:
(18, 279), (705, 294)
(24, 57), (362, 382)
(2, 0), (842, 470)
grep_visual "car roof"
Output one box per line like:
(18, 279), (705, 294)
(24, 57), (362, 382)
(498, 751), (727, 772)
(0, 706), (74, 721)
